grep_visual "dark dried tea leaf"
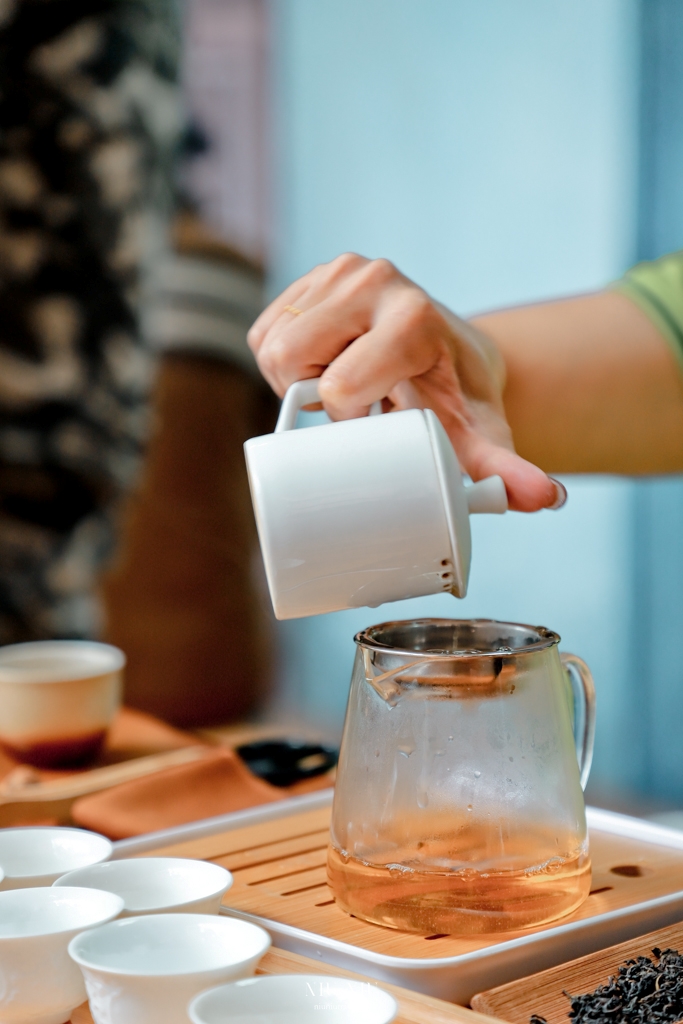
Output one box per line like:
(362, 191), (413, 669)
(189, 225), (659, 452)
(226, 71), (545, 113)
(529, 948), (683, 1024)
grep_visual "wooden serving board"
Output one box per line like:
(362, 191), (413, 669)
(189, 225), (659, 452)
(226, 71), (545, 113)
(0, 708), (201, 827)
(0, 714), (334, 830)
(69, 946), (499, 1024)
(470, 919), (683, 1024)
(148, 804), (683, 961)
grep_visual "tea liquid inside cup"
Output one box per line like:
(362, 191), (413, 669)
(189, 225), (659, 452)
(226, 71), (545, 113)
(0, 640), (124, 767)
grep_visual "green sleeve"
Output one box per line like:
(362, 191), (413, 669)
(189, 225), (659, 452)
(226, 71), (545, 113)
(613, 251), (683, 373)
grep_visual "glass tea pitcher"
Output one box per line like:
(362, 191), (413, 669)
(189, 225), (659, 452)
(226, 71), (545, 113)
(328, 619), (596, 935)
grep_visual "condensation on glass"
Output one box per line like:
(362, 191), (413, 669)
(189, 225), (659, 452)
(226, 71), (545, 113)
(328, 619), (596, 935)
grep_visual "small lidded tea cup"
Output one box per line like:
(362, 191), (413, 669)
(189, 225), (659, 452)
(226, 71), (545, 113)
(54, 857), (233, 915)
(0, 885), (124, 1024)
(0, 826), (112, 890)
(0, 640), (125, 768)
(68, 913), (272, 1024)
(189, 975), (399, 1024)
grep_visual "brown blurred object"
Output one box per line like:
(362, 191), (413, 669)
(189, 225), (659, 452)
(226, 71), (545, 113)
(101, 705), (198, 760)
(172, 209), (260, 269)
(103, 353), (277, 727)
(102, 208), (279, 726)
(102, 208), (280, 727)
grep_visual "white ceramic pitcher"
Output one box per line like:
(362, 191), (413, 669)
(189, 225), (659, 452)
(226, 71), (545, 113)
(244, 379), (508, 620)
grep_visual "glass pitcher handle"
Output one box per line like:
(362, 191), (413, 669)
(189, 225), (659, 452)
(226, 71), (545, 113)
(560, 652), (596, 790)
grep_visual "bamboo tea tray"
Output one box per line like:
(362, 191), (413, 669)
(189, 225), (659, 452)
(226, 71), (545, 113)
(69, 946), (497, 1024)
(470, 918), (683, 1024)
(116, 791), (683, 1004)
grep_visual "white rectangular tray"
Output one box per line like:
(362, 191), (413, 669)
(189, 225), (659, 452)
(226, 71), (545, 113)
(114, 791), (683, 1004)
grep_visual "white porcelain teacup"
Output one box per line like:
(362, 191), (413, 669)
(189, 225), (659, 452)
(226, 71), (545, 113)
(244, 378), (508, 620)
(189, 974), (398, 1024)
(68, 913), (272, 1024)
(0, 640), (125, 767)
(0, 826), (112, 890)
(0, 885), (123, 1024)
(55, 857), (233, 915)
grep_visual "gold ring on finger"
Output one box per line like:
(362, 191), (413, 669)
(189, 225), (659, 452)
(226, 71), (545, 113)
(284, 305), (304, 316)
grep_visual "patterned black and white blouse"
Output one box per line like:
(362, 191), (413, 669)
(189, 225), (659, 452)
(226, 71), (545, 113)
(0, 0), (182, 642)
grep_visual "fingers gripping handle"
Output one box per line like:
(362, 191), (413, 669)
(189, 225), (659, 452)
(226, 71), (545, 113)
(276, 379), (382, 433)
(276, 379), (321, 431)
(276, 381), (509, 514)
(561, 652), (597, 790)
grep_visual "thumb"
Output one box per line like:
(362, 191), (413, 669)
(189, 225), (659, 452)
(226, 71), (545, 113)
(464, 440), (565, 513)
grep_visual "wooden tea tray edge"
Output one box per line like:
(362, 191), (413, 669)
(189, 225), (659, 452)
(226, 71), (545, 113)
(218, 890), (683, 1005)
(470, 918), (683, 1024)
(117, 796), (683, 1005)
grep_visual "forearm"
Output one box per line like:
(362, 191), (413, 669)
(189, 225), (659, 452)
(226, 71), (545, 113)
(471, 289), (683, 475)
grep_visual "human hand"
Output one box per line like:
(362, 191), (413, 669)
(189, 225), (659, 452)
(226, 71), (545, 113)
(248, 254), (564, 512)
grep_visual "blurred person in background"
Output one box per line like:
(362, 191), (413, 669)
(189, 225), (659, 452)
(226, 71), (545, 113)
(249, 252), (683, 509)
(104, 211), (277, 726)
(0, 0), (275, 727)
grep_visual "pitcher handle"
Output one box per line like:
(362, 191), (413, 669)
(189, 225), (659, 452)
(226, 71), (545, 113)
(275, 378), (382, 433)
(560, 652), (596, 790)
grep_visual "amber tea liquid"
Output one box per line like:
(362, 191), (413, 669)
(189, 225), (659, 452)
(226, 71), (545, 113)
(328, 819), (591, 934)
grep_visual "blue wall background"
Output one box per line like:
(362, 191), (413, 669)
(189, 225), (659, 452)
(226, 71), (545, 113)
(626, 0), (683, 806)
(268, 0), (653, 803)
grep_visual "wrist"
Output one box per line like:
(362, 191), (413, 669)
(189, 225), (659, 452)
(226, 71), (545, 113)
(433, 300), (507, 392)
